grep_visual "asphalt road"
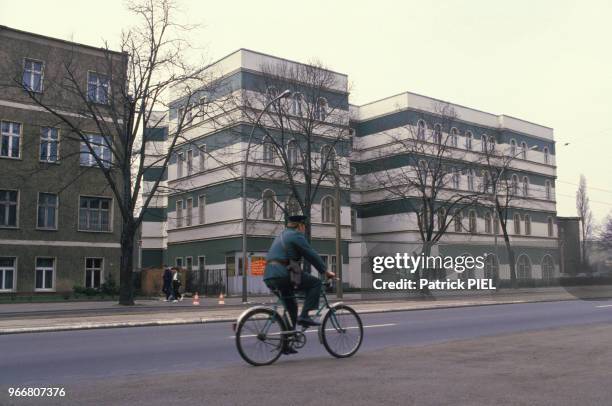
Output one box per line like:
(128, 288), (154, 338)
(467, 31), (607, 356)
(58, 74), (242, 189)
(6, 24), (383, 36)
(1, 299), (612, 405)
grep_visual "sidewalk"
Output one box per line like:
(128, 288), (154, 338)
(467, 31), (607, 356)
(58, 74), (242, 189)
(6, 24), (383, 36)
(1, 286), (611, 335)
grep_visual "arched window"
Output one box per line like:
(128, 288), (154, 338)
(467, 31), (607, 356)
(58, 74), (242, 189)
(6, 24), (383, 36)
(450, 128), (458, 147)
(433, 123), (442, 144)
(266, 86), (278, 102)
(481, 170), (491, 193)
(545, 180), (552, 200)
(510, 139), (517, 156)
(524, 214), (531, 235)
(511, 174), (519, 195)
(262, 190), (276, 220)
(465, 131), (473, 150)
(286, 196), (301, 217)
(484, 212), (492, 234)
(320, 145), (336, 171)
(351, 209), (357, 232)
(451, 168), (460, 189)
(418, 159), (428, 178)
(488, 136), (496, 152)
(547, 217), (554, 237)
(467, 169), (475, 191)
(521, 142), (528, 159)
(262, 137), (276, 164)
(416, 120), (426, 141)
(350, 166), (357, 189)
(321, 196), (336, 224)
(513, 213), (521, 234)
(543, 147), (549, 164)
(287, 140), (299, 167)
(522, 176), (529, 196)
(437, 208), (446, 231)
(481, 134), (488, 152)
(517, 254), (532, 280)
(484, 254), (499, 282)
(316, 97), (328, 121)
(454, 210), (463, 232)
(541, 255), (554, 283)
(468, 210), (477, 234)
(292, 92), (303, 116)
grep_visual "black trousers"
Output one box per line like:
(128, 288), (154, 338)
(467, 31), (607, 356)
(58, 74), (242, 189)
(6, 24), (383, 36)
(171, 281), (181, 299)
(265, 273), (322, 328)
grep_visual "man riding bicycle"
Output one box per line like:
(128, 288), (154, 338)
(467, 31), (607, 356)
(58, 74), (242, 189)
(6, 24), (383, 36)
(264, 215), (336, 334)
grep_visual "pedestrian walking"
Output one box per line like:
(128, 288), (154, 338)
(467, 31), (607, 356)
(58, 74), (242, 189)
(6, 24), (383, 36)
(162, 266), (172, 302)
(171, 267), (183, 302)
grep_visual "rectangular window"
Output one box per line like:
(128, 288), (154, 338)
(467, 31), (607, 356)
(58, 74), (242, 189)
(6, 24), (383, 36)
(198, 195), (205, 225)
(186, 256), (193, 271)
(186, 198), (193, 226)
(37, 193), (58, 229)
(35, 257), (54, 291)
(87, 72), (109, 104)
(0, 190), (18, 228)
(23, 59), (44, 92)
(80, 134), (112, 168)
(175, 257), (183, 269)
(197, 256), (205, 272)
(85, 258), (103, 289)
(0, 257), (16, 291)
(177, 153), (184, 178)
(1, 121), (21, 158)
(79, 196), (111, 232)
(187, 149), (193, 175)
(176, 200), (183, 228)
(40, 127), (59, 162)
(199, 145), (207, 172)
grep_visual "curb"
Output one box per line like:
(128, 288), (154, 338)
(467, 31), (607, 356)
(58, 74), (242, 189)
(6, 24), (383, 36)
(3, 295), (611, 335)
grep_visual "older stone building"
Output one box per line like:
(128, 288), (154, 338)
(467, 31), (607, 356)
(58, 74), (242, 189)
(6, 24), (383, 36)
(0, 26), (124, 294)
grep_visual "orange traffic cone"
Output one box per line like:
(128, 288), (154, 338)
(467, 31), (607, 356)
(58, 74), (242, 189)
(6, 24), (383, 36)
(192, 292), (200, 306)
(218, 292), (225, 305)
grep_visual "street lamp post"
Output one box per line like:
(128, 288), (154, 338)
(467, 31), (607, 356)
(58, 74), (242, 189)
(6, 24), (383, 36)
(241, 89), (291, 303)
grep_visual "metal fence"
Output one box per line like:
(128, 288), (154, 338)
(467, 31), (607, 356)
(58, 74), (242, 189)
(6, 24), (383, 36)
(185, 267), (227, 296)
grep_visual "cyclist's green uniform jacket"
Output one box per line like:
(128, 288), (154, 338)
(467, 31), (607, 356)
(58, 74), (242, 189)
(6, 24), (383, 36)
(264, 228), (327, 280)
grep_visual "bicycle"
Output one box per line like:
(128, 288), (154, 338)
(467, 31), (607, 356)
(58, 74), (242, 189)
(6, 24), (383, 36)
(234, 280), (363, 366)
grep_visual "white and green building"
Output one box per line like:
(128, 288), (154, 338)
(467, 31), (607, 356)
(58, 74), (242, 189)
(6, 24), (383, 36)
(140, 49), (560, 293)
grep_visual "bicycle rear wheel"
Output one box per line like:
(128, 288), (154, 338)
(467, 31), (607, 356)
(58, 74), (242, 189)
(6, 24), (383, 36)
(235, 308), (287, 366)
(320, 304), (363, 358)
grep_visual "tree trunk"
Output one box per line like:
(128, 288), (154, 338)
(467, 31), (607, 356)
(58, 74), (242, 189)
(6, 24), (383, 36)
(503, 233), (517, 289)
(419, 241), (433, 296)
(119, 223), (136, 305)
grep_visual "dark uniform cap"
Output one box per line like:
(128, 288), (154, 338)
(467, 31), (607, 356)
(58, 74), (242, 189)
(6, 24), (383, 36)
(288, 215), (308, 223)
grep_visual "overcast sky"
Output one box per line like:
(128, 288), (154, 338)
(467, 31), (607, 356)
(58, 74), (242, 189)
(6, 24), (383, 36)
(2, 0), (611, 224)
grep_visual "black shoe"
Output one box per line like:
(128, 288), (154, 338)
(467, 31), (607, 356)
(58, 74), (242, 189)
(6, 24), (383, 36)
(283, 347), (299, 355)
(297, 316), (320, 327)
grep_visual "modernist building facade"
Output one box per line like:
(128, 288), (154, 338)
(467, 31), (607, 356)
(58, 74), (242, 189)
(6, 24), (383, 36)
(141, 49), (559, 293)
(0, 26), (124, 294)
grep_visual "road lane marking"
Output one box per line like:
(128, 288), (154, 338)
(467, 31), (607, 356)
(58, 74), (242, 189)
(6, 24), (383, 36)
(596, 304), (612, 308)
(229, 323), (397, 338)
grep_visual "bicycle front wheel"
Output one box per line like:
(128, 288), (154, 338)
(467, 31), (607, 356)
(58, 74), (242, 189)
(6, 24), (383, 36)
(236, 308), (287, 366)
(320, 304), (363, 358)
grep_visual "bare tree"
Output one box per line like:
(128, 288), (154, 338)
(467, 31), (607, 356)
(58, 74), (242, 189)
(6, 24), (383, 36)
(600, 215), (612, 249)
(576, 174), (593, 267)
(372, 102), (483, 284)
(234, 60), (351, 246)
(480, 138), (545, 287)
(6, 0), (222, 305)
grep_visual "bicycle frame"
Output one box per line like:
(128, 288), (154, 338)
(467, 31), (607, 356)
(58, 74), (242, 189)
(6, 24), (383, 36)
(256, 283), (344, 338)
